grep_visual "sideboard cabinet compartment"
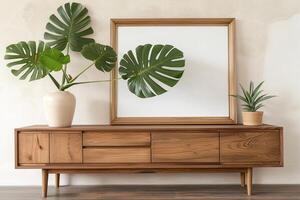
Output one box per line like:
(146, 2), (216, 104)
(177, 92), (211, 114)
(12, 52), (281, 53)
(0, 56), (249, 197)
(220, 131), (282, 163)
(50, 132), (82, 163)
(152, 132), (219, 163)
(18, 132), (49, 164)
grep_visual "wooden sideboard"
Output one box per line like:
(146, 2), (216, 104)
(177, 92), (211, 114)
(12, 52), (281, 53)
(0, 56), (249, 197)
(15, 124), (283, 197)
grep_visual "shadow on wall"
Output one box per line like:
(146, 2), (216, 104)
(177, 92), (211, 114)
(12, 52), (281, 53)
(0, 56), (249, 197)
(71, 91), (110, 125)
(259, 13), (300, 183)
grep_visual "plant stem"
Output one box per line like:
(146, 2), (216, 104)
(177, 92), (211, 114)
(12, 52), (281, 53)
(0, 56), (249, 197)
(62, 68), (68, 82)
(69, 62), (95, 83)
(60, 77), (122, 91)
(61, 44), (70, 86)
(73, 78), (122, 84)
(48, 73), (61, 90)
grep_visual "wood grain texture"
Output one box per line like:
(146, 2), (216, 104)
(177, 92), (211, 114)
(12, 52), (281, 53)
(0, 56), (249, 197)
(228, 19), (237, 123)
(17, 162), (281, 170)
(220, 131), (281, 163)
(16, 124), (282, 132)
(111, 117), (236, 125)
(47, 168), (247, 174)
(110, 18), (118, 125)
(280, 127), (284, 166)
(152, 132), (219, 163)
(18, 132), (49, 164)
(83, 132), (150, 147)
(15, 125), (284, 198)
(111, 18), (236, 25)
(110, 18), (237, 125)
(15, 125), (283, 169)
(50, 132), (82, 163)
(42, 169), (48, 198)
(247, 168), (253, 195)
(83, 148), (150, 163)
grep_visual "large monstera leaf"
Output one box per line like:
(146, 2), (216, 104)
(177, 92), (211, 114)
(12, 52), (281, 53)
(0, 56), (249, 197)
(81, 43), (117, 72)
(4, 41), (50, 81)
(119, 44), (185, 98)
(44, 2), (94, 52)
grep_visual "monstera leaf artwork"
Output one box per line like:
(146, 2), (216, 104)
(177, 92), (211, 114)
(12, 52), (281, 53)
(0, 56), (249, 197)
(44, 2), (94, 52)
(119, 44), (185, 98)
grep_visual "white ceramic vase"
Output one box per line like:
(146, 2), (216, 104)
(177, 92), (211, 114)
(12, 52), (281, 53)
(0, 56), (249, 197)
(43, 91), (76, 127)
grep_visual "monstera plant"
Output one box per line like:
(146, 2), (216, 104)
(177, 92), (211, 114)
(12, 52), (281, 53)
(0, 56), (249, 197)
(5, 3), (116, 91)
(4, 2), (185, 127)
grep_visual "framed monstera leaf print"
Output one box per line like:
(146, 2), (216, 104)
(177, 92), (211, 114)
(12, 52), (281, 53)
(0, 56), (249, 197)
(110, 18), (237, 125)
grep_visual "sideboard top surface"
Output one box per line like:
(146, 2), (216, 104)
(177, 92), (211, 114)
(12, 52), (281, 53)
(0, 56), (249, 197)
(16, 124), (282, 132)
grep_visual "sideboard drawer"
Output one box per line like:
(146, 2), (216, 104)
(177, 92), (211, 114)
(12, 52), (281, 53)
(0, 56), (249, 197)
(83, 147), (150, 163)
(152, 132), (219, 163)
(50, 132), (82, 163)
(18, 132), (49, 164)
(220, 131), (282, 163)
(83, 132), (150, 147)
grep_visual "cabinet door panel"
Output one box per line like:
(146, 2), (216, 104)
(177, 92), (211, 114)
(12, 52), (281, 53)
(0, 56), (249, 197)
(220, 131), (281, 163)
(18, 132), (49, 164)
(50, 132), (82, 163)
(152, 132), (219, 163)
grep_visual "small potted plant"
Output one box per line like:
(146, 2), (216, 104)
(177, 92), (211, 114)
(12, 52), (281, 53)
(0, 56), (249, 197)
(232, 81), (275, 125)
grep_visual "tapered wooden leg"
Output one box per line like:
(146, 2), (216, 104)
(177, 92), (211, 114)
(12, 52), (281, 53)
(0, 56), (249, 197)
(245, 171), (247, 186)
(42, 169), (48, 198)
(55, 174), (60, 188)
(240, 172), (245, 187)
(246, 168), (252, 196)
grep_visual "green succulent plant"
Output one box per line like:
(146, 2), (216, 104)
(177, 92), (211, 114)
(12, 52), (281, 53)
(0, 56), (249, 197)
(232, 81), (276, 112)
(4, 2), (185, 98)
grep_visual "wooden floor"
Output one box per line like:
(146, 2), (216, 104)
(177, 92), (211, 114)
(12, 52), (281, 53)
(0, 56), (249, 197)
(0, 185), (299, 200)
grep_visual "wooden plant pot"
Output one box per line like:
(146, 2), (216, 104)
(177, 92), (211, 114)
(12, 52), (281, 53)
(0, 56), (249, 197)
(242, 111), (263, 125)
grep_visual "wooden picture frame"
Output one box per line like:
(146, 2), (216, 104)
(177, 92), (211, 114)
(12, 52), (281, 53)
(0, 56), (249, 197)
(110, 18), (236, 125)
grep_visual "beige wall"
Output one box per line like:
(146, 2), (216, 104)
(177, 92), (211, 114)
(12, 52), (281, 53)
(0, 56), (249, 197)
(1, 0), (300, 185)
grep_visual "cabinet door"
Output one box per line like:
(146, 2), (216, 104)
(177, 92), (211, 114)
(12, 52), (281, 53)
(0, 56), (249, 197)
(220, 131), (281, 163)
(18, 132), (49, 164)
(50, 132), (82, 163)
(152, 132), (219, 163)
